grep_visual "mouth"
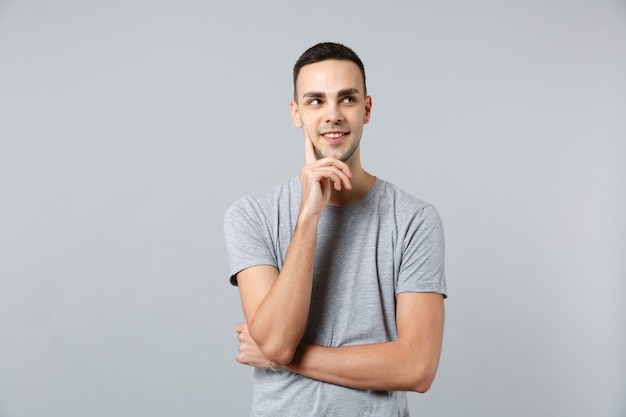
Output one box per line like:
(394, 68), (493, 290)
(321, 130), (349, 144)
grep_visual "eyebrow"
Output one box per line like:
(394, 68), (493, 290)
(302, 88), (361, 99)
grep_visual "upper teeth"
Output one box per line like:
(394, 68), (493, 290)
(325, 133), (343, 138)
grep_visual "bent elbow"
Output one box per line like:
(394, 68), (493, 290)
(412, 377), (434, 394)
(261, 343), (297, 366)
(248, 325), (299, 365)
(406, 364), (438, 393)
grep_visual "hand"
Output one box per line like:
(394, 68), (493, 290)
(299, 128), (352, 217)
(235, 322), (277, 370)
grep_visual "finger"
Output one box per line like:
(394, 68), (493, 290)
(331, 163), (353, 189)
(235, 322), (246, 333)
(303, 128), (316, 165)
(316, 156), (353, 181)
(316, 165), (353, 191)
(330, 170), (352, 191)
(302, 164), (352, 193)
(335, 164), (353, 189)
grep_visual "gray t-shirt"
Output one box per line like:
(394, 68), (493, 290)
(224, 176), (447, 417)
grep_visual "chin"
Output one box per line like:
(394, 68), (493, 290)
(314, 140), (358, 163)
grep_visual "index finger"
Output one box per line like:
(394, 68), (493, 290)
(303, 127), (316, 165)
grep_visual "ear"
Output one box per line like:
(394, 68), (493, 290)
(290, 100), (302, 128)
(363, 96), (372, 124)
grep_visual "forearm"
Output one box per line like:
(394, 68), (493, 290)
(283, 294), (444, 392)
(247, 213), (319, 364)
(284, 341), (440, 393)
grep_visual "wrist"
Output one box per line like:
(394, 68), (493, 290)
(296, 210), (322, 229)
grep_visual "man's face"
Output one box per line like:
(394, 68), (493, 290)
(290, 59), (372, 164)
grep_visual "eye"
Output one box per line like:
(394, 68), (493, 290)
(342, 96), (355, 103)
(308, 99), (321, 106)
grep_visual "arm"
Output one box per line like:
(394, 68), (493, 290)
(237, 292), (445, 393)
(236, 219), (316, 365)
(283, 292), (445, 393)
(236, 130), (352, 365)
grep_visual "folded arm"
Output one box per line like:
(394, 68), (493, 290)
(285, 292), (444, 392)
(237, 291), (445, 393)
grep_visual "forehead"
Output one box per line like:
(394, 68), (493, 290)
(296, 59), (364, 96)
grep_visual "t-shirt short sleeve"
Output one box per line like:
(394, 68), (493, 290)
(223, 196), (278, 286)
(396, 204), (447, 297)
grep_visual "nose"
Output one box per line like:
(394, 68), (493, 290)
(325, 102), (343, 124)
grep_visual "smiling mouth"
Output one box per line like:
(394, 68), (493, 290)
(321, 131), (349, 143)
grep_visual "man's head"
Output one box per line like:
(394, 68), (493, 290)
(290, 42), (372, 165)
(293, 42), (367, 100)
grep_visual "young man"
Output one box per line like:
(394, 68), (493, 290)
(224, 42), (447, 416)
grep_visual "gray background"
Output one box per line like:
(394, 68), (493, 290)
(1, 0), (625, 416)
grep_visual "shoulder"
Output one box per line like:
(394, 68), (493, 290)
(372, 179), (444, 239)
(375, 179), (439, 218)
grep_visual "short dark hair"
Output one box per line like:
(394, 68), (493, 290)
(293, 42), (367, 100)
